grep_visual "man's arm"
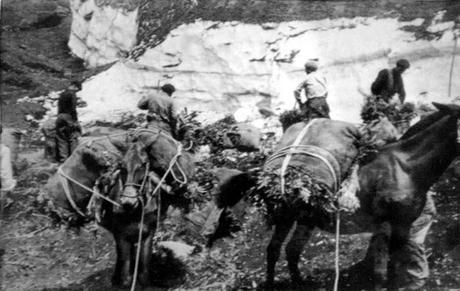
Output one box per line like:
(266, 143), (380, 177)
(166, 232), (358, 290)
(294, 81), (305, 102)
(398, 82), (406, 103)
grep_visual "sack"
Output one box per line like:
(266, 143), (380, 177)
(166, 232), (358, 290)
(269, 119), (362, 182)
(222, 124), (261, 152)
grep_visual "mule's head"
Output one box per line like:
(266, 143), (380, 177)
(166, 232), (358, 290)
(120, 140), (150, 211)
(202, 168), (257, 247)
(432, 102), (460, 146)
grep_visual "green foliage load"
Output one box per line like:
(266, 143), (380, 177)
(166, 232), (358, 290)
(360, 95), (416, 125)
(250, 166), (337, 222)
(278, 109), (304, 131)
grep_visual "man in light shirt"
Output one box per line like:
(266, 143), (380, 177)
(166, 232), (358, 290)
(294, 60), (330, 119)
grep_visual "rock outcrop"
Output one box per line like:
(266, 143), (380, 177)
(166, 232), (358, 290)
(68, 0), (139, 67)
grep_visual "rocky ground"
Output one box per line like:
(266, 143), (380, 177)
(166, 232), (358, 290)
(1, 0), (460, 290)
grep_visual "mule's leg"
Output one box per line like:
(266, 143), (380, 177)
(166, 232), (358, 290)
(365, 222), (391, 291)
(112, 237), (123, 286)
(266, 219), (295, 287)
(387, 223), (411, 291)
(113, 236), (133, 287)
(285, 223), (313, 285)
(138, 231), (154, 286)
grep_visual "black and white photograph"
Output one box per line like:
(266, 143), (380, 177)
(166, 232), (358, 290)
(1, 0), (460, 290)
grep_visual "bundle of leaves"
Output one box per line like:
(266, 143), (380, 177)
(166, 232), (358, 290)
(250, 166), (337, 221)
(361, 96), (416, 125)
(279, 109), (304, 131)
(185, 160), (217, 204)
(194, 115), (237, 153)
(176, 108), (202, 153)
(186, 150), (267, 205)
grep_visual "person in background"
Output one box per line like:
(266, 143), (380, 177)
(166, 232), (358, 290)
(55, 80), (82, 163)
(137, 84), (181, 137)
(294, 60), (330, 119)
(371, 59), (410, 104)
(0, 124), (17, 193)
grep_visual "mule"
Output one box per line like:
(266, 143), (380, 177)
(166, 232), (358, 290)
(207, 103), (460, 290)
(45, 130), (145, 287)
(112, 128), (195, 286)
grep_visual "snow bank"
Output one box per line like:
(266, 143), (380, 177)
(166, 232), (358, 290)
(68, 0), (138, 67)
(78, 16), (460, 126)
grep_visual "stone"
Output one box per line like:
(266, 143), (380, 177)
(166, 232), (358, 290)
(157, 241), (195, 259)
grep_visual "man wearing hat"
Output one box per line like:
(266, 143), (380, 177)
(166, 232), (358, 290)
(55, 80), (82, 163)
(137, 83), (181, 137)
(371, 59), (410, 104)
(294, 60), (330, 119)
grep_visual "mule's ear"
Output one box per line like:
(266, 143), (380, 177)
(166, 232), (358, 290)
(432, 102), (460, 116)
(135, 141), (149, 163)
(81, 148), (107, 170)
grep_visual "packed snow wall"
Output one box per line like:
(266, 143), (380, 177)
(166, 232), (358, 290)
(68, 1), (460, 126)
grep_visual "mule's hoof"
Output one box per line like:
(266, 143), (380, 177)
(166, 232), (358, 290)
(138, 271), (151, 286)
(261, 281), (275, 291)
(111, 275), (121, 287)
(120, 275), (133, 288)
(290, 277), (304, 290)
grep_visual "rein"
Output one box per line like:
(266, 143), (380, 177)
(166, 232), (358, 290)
(57, 166), (121, 218)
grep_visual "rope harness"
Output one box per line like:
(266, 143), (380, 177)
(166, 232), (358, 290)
(57, 166), (121, 218)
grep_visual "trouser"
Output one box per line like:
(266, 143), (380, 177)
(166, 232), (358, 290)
(300, 97), (330, 119)
(365, 194), (435, 287)
(55, 130), (79, 163)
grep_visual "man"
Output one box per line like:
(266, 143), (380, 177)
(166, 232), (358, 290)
(371, 59), (410, 104)
(0, 125), (17, 192)
(293, 60), (330, 119)
(364, 193), (435, 290)
(137, 84), (180, 137)
(55, 80), (82, 163)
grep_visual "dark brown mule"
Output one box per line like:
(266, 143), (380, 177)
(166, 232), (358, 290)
(114, 128), (195, 286)
(46, 130), (127, 223)
(208, 103), (460, 290)
(45, 130), (142, 286)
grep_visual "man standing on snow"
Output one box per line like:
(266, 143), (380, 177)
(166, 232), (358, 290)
(137, 83), (181, 137)
(371, 59), (410, 104)
(294, 60), (330, 119)
(55, 80), (82, 163)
